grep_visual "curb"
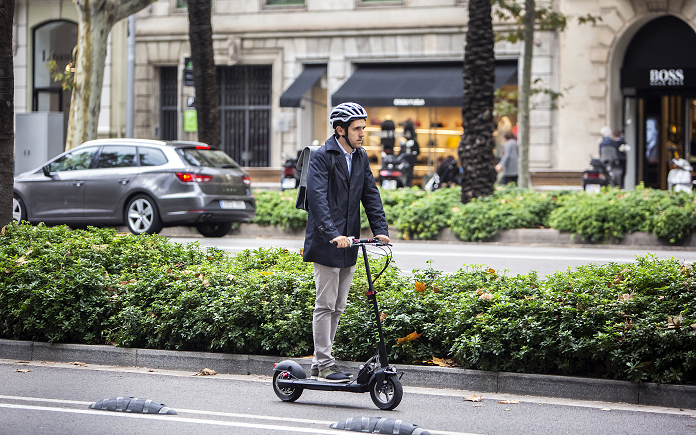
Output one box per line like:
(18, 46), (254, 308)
(3, 339), (695, 409)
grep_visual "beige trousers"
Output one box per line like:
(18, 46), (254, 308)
(311, 263), (357, 371)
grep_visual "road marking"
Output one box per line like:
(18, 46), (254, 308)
(0, 402), (483, 435)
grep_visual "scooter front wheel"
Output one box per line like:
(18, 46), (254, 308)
(272, 370), (304, 402)
(370, 376), (403, 410)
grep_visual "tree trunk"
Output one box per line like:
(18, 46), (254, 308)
(458, 0), (497, 204)
(66, 0), (154, 150)
(187, 0), (220, 148)
(0, 0), (15, 227)
(517, 0), (535, 188)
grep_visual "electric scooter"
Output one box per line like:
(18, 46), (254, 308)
(272, 239), (404, 410)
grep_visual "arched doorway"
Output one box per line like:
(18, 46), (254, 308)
(620, 15), (696, 190)
(32, 20), (78, 144)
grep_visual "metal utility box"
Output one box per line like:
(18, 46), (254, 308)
(14, 112), (64, 175)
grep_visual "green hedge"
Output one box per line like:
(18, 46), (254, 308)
(2, 223), (696, 384)
(254, 185), (696, 244)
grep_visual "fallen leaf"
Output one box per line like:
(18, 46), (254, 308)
(15, 369), (31, 373)
(504, 408), (511, 411)
(397, 331), (422, 344)
(486, 268), (496, 275)
(415, 281), (426, 292)
(1, 226), (5, 236)
(432, 357), (455, 367)
(15, 361), (29, 364)
(68, 361), (87, 366)
(379, 312), (388, 321)
(667, 314), (683, 329)
(451, 206), (459, 213)
(498, 400), (519, 404)
(193, 367), (217, 376)
(203, 279), (210, 286)
(464, 395), (482, 402)
(479, 293), (493, 301)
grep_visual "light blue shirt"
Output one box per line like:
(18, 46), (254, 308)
(337, 136), (354, 176)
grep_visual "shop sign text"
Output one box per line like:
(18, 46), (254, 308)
(393, 99), (425, 106)
(650, 69), (684, 87)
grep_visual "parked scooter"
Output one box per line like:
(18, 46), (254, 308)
(667, 157), (693, 193)
(280, 152), (300, 190)
(581, 157), (612, 193)
(378, 152), (412, 190)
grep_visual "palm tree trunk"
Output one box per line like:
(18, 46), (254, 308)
(187, 0), (220, 148)
(0, 0), (15, 226)
(458, 0), (497, 203)
(517, 0), (535, 188)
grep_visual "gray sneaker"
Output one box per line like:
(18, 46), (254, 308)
(310, 367), (318, 379)
(318, 365), (351, 383)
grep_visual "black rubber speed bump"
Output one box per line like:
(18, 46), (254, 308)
(330, 417), (430, 435)
(89, 397), (177, 414)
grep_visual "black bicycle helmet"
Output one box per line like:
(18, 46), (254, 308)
(329, 102), (368, 128)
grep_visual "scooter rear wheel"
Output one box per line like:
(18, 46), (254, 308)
(272, 370), (303, 402)
(369, 376), (403, 410)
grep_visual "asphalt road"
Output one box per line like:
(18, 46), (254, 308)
(167, 237), (696, 277)
(1, 360), (694, 435)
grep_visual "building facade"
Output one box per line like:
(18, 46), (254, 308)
(12, 0), (696, 190)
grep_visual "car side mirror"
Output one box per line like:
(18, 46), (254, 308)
(42, 165), (51, 177)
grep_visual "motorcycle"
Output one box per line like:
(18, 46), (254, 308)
(378, 153), (410, 190)
(378, 138), (420, 190)
(667, 157), (693, 193)
(581, 157), (611, 193)
(280, 151), (301, 190)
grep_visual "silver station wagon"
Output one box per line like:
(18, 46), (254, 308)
(12, 139), (256, 237)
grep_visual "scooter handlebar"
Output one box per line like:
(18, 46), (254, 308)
(331, 238), (391, 247)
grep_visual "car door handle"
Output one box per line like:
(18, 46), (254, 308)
(73, 181), (84, 187)
(118, 179), (130, 185)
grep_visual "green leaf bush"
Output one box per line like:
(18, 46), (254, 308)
(2, 223), (696, 384)
(253, 185), (696, 244)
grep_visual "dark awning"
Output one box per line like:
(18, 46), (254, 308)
(331, 61), (518, 107)
(279, 65), (327, 107)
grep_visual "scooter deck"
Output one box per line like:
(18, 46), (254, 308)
(276, 378), (369, 393)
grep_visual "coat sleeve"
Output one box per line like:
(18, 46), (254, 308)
(360, 151), (389, 237)
(307, 151), (341, 243)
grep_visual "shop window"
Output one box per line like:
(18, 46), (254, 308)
(32, 20), (77, 145)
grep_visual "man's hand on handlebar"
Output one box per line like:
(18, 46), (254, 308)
(330, 236), (353, 248)
(374, 234), (390, 244)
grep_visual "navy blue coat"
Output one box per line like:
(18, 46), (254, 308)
(303, 136), (389, 268)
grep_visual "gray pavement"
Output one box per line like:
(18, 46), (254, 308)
(2, 339), (695, 410)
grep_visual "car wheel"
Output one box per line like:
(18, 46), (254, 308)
(196, 222), (233, 238)
(12, 195), (26, 222)
(125, 195), (163, 235)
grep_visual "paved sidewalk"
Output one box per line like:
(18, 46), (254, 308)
(2, 339), (694, 410)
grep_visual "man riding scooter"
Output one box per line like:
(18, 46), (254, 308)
(302, 102), (390, 383)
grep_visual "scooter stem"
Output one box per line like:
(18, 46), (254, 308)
(361, 244), (389, 368)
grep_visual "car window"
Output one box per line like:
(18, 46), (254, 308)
(96, 145), (136, 168)
(177, 148), (240, 169)
(138, 147), (168, 166)
(49, 147), (99, 172)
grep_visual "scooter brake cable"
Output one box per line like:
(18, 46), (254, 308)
(367, 244), (392, 284)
